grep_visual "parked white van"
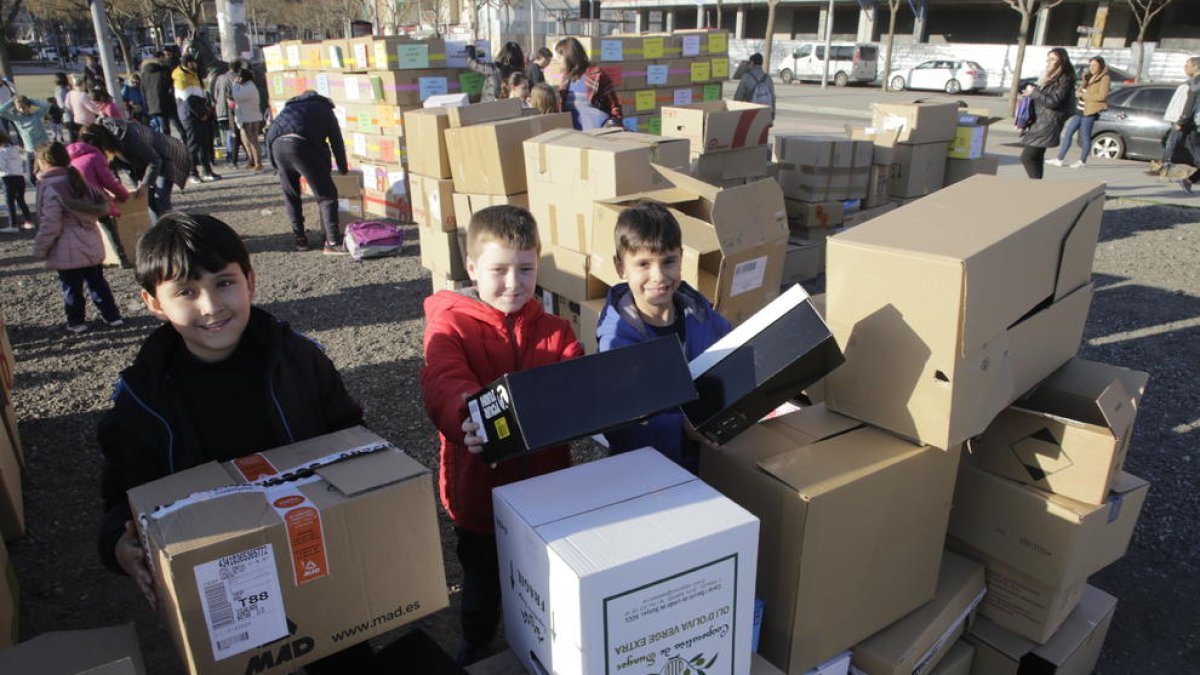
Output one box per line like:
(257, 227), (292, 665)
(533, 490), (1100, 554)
(779, 42), (878, 86)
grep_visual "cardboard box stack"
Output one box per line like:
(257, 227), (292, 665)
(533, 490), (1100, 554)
(0, 306), (21, 543)
(545, 30), (731, 135)
(660, 100), (774, 186)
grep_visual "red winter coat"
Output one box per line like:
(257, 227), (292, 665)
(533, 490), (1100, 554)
(421, 290), (582, 534)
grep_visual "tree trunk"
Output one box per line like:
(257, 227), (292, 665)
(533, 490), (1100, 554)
(716, 0), (723, 29)
(882, 3), (897, 90)
(471, 2), (479, 41)
(1135, 25), (1148, 83)
(763, 0), (778, 75)
(1007, 10), (1031, 118)
(0, 43), (11, 82)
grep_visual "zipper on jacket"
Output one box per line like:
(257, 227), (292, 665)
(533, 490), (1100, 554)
(117, 376), (177, 473)
(265, 345), (296, 444)
(506, 314), (521, 370)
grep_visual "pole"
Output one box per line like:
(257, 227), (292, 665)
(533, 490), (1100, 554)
(820, 0), (834, 88)
(88, 0), (121, 94)
(529, 0), (535, 58)
(215, 0), (251, 62)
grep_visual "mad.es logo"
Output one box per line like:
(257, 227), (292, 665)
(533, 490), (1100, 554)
(244, 618), (315, 674)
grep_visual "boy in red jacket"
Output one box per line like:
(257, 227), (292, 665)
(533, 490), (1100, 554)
(421, 205), (582, 665)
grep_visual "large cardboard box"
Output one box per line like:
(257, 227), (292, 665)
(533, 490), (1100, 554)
(871, 103), (959, 144)
(944, 156), (1000, 186)
(338, 69), (465, 107)
(948, 113), (1002, 160)
(786, 199), (844, 232)
(971, 358), (1148, 505)
(410, 173), (459, 232)
(888, 142), (948, 198)
(929, 641), (974, 675)
(523, 128), (690, 251)
(0, 414), (23, 542)
(363, 188), (412, 221)
(691, 144), (773, 183)
(825, 176), (1105, 449)
(445, 113), (572, 195)
(494, 448), (760, 675)
(538, 245), (608, 302)
(451, 192), (530, 224)
(850, 551), (986, 675)
(684, 285), (844, 444)
(465, 337), (697, 463)
(776, 136), (873, 202)
(0, 624), (146, 674)
(419, 226), (468, 280)
(965, 585), (1115, 675)
(865, 164), (890, 208)
(127, 427), (448, 675)
(592, 166), (788, 325)
(661, 100), (772, 154)
(0, 538), (14, 648)
(841, 201), (897, 228)
(446, 98), (523, 127)
(114, 190), (151, 263)
(783, 240), (825, 284)
(700, 404), (961, 673)
(404, 108), (452, 178)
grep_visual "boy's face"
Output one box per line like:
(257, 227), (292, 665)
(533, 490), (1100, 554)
(142, 263), (256, 363)
(468, 240), (537, 315)
(616, 246), (683, 321)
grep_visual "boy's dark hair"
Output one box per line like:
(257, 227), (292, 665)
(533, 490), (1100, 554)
(536, 47), (553, 61)
(80, 123), (116, 153)
(614, 202), (682, 259)
(136, 212), (252, 295)
(749, 53), (764, 66)
(467, 205), (539, 258)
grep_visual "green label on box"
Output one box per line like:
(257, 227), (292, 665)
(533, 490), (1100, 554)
(649, 117), (662, 135)
(635, 90), (656, 111)
(643, 37), (664, 59)
(459, 72), (484, 96)
(711, 58), (729, 79)
(703, 84), (721, 101)
(691, 61), (711, 83)
(708, 32), (727, 54)
(398, 43), (430, 69)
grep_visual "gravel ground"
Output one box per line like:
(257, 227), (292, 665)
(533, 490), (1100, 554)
(1, 170), (1196, 672)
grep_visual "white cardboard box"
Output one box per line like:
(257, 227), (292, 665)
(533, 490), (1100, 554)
(493, 448), (760, 675)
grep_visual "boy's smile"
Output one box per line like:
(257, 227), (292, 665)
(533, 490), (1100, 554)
(468, 240), (538, 315)
(142, 263), (256, 363)
(617, 247), (683, 326)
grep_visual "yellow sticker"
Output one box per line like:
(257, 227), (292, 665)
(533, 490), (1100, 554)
(711, 58), (729, 79)
(708, 32), (727, 54)
(643, 37), (664, 59)
(635, 90), (656, 111)
(494, 417), (511, 439)
(690, 62), (711, 83)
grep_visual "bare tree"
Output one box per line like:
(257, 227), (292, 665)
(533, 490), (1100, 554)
(1126, 0), (1174, 82)
(0, 0), (23, 80)
(715, 0), (722, 30)
(157, 0), (205, 34)
(761, 0), (779, 76)
(1003, 0), (1065, 117)
(880, 0), (902, 91)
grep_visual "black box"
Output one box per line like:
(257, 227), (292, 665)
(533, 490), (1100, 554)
(466, 337), (698, 463)
(683, 285), (845, 444)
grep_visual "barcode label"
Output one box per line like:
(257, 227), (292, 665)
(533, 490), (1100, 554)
(194, 544), (287, 661)
(467, 398), (488, 443)
(730, 256), (768, 296)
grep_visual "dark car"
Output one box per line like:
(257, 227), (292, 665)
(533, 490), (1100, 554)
(1018, 64), (1137, 93)
(1089, 83), (1189, 161)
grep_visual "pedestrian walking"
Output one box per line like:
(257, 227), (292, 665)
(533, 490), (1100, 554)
(1019, 48), (1076, 180)
(1176, 57), (1200, 193)
(555, 37), (622, 130)
(211, 60), (243, 168)
(0, 131), (32, 231)
(230, 69), (264, 170)
(1148, 79), (1191, 177)
(0, 95), (50, 186)
(1049, 56), (1110, 168)
(174, 54), (219, 182)
(141, 50), (183, 138)
(265, 90), (349, 253)
(733, 53), (776, 120)
(466, 41), (525, 103)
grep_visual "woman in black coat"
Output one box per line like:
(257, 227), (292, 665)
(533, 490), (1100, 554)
(1020, 48), (1076, 179)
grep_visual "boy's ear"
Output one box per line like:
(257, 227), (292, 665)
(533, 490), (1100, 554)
(466, 256), (477, 282)
(246, 268), (257, 302)
(140, 289), (168, 321)
(613, 254), (626, 280)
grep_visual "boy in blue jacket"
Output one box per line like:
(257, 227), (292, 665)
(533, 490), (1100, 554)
(595, 201), (731, 472)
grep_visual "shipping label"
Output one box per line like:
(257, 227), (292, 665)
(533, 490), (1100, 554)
(268, 486), (330, 586)
(194, 544), (288, 662)
(730, 256), (768, 296)
(315, 73), (331, 98)
(285, 45), (300, 68)
(604, 555), (739, 674)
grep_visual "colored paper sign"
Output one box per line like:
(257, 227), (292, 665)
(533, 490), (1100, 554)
(327, 46), (343, 69)
(649, 117), (662, 135)
(600, 39), (624, 61)
(647, 64), (668, 86)
(712, 58), (729, 79)
(398, 43), (430, 69)
(691, 62), (711, 83)
(643, 37), (664, 59)
(623, 116), (639, 132)
(316, 73), (330, 97)
(703, 84), (721, 101)
(635, 90), (656, 111)
(459, 72), (484, 96)
(708, 32), (727, 53)
(353, 43), (369, 68)
(419, 76), (449, 101)
(682, 35), (701, 57)
(673, 88), (693, 106)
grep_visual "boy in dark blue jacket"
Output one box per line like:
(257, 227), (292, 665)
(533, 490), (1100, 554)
(96, 212), (369, 672)
(595, 202), (732, 472)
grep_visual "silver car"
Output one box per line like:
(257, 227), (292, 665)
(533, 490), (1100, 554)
(891, 60), (988, 94)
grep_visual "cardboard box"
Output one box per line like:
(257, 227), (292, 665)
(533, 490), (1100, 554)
(450, 192), (530, 224)
(965, 585), (1115, 675)
(356, 161), (407, 195)
(446, 98), (524, 127)
(661, 100), (772, 154)
(127, 427), (448, 675)
(0, 399), (23, 541)
(691, 144), (773, 183)
(363, 36), (448, 71)
(0, 624), (146, 674)
(543, 292), (604, 354)
(948, 113), (1002, 160)
(363, 189), (412, 221)
(0, 538), (14, 648)
(888, 142), (948, 198)
(928, 641), (973, 675)
(825, 176), (1105, 449)
(684, 285), (844, 444)
(301, 170), (364, 199)
(752, 648), (853, 675)
(866, 164), (890, 207)
(338, 69), (465, 107)
(700, 404), (961, 673)
(851, 551), (986, 675)
(786, 199), (844, 231)
(410, 174), (459, 232)
(429, 268), (474, 295)
(593, 166), (788, 325)
(419, 226), (468, 280)
(841, 201), (897, 228)
(538, 245), (608, 302)
(465, 337), (697, 463)
(346, 130), (405, 164)
(871, 103), (960, 144)
(404, 108), (452, 178)
(523, 128), (690, 251)
(783, 240), (825, 285)
(776, 136), (873, 202)
(971, 357), (1148, 505)
(494, 448), (760, 675)
(944, 156), (1000, 186)
(114, 190), (151, 264)
(445, 113), (573, 195)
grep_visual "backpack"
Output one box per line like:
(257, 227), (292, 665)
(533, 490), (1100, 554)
(749, 72), (773, 106)
(344, 221), (404, 260)
(1015, 95), (1036, 131)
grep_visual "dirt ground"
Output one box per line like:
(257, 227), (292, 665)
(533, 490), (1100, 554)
(1, 168), (1197, 673)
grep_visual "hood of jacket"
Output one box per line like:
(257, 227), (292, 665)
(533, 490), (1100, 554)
(67, 141), (104, 163)
(422, 287), (546, 334)
(284, 90), (336, 112)
(597, 281), (722, 356)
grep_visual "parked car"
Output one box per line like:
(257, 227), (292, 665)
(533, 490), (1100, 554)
(1018, 64), (1137, 93)
(1089, 83), (1189, 162)
(778, 42), (878, 86)
(889, 60), (987, 94)
(37, 46), (60, 61)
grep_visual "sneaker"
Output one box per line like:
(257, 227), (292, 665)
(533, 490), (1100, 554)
(66, 323), (89, 333)
(20, 221), (34, 230)
(295, 234), (310, 251)
(208, 172), (223, 180)
(200, 173), (217, 183)
(323, 241), (348, 256)
(1181, 179), (1194, 194)
(1045, 158), (1063, 167)
(187, 175), (202, 186)
(105, 318), (124, 327)
(1068, 160), (1085, 169)
(0, 226), (17, 234)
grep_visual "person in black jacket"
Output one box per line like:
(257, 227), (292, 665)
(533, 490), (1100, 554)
(139, 51), (185, 139)
(1019, 48), (1076, 180)
(97, 213), (372, 672)
(265, 90), (349, 253)
(466, 41), (525, 102)
(525, 47), (552, 85)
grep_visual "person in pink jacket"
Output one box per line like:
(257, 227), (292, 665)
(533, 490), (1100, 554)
(64, 74), (99, 136)
(68, 125), (133, 218)
(31, 141), (124, 333)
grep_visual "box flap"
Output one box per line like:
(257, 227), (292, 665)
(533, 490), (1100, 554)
(758, 425), (928, 497)
(0, 624), (146, 674)
(257, 425), (392, 474)
(1017, 358), (1148, 439)
(493, 448), (695, 527)
(127, 461), (235, 519)
(765, 403), (861, 446)
(317, 446), (429, 497)
(447, 98), (523, 127)
(1030, 584), (1116, 665)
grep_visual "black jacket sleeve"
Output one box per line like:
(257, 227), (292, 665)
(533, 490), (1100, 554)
(96, 398), (169, 575)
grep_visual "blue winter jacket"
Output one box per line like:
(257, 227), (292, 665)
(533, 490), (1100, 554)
(596, 281), (732, 472)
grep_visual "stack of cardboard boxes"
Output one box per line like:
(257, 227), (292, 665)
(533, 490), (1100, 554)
(544, 30), (731, 134)
(660, 99), (774, 186)
(0, 306), (18, 652)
